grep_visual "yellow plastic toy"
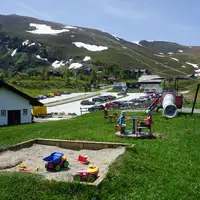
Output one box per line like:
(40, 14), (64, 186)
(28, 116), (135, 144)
(18, 163), (26, 169)
(35, 166), (40, 171)
(87, 164), (99, 174)
(61, 156), (67, 161)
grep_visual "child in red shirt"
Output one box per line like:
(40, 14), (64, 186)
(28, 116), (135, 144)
(145, 109), (152, 135)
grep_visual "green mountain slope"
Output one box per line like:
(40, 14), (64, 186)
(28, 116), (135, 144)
(0, 14), (199, 77)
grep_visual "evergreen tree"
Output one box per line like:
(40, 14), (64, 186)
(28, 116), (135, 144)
(120, 68), (125, 81)
(64, 69), (70, 87)
(44, 69), (49, 81)
(41, 67), (45, 80)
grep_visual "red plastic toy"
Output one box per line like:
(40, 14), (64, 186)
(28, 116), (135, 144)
(19, 168), (32, 172)
(78, 155), (89, 164)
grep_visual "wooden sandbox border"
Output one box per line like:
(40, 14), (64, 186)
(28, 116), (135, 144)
(0, 138), (134, 186)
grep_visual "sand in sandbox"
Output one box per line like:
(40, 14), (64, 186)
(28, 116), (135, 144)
(0, 144), (125, 182)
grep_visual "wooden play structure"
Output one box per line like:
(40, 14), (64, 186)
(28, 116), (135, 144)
(115, 116), (153, 139)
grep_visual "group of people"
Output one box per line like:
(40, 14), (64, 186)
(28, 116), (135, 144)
(117, 110), (152, 135)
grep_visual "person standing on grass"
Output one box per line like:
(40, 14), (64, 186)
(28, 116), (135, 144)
(118, 111), (127, 134)
(145, 109), (153, 135)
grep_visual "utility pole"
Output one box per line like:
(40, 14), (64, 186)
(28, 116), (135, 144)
(191, 84), (200, 115)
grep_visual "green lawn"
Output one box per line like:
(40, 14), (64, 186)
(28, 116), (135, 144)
(0, 111), (200, 200)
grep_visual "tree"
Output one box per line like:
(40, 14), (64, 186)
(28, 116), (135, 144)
(131, 70), (136, 80)
(64, 69), (70, 87)
(41, 67), (45, 80)
(44, 69), (49, 81)
(119, 68), (125, 81)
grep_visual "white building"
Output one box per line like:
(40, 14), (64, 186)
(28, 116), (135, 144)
(0, 80), (43, 126)
(138, 75), (163, 93)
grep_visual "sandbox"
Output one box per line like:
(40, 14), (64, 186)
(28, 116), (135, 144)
(0, 139), (131, 186)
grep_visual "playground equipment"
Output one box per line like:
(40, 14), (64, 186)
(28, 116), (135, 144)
(162, 93), (178, 118)
(147, 77), (186, 118)
(73, 164), (99, 182)
(115, 117), (152, 138)
(43, 152), (69, 172)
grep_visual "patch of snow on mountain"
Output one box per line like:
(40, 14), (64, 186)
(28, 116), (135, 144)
(38, 43), (41, 46)
(72, 42), (108, 51)
(154, 54), (165, 57)
(65, 25), (77, 29)
(11, 49), (17, 57)
(132, 41), (142, 46)
(186, 62), (199, 69)
(36, 55), (48, 61)
(22, 40), (29, 46)
(71, 35), (74, 38)
(195, 69), (200, 73)
(178, 50), (183, 53)
(27, 23), (69, 35)
(182, 65), (186, 68)
(69, 59), (73, 62)
(83, 56), (91, 62)
(69, 63), (83, 69)
(52, 60), (66, 68)
(171, 58), (179, 62)
(159, 52), (164, 55)
(168, 52), (174, 55)
(111, 34), (120, 41)
(28, 43), (36, 47)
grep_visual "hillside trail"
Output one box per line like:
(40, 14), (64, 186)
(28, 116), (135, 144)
(104, 35), (187, 76)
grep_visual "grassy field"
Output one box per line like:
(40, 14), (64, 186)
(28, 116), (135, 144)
(0, 111), (200, 200)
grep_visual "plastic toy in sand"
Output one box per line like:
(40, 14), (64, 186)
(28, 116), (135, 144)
(73, 164), (99, 182)
(115, 110), (153, 138)
(43, 152), (69, 172)
(18, 163), (27, 169)
(78, 155), (89, 165)
(19, 168), (32, 172)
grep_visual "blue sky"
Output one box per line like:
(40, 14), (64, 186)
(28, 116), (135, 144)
(1, 0), (200, 45)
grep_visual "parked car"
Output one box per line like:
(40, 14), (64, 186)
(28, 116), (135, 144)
(80, 100), (95, 105)
(117, 91), (127, 96)
(54, 92), (61, 96)
(104, 102), (119, 109)
(112, 101), (126, 107)
(123, 101), (135, 106)
(99, 96), (109, 101)
(60, 91), (71, 95)
(35, 95), (46, 100)
(88, 105), (104, 112)
(103, 95), (116, 100)
(47, 93), (55, 98)
(92, 97), (106, 103)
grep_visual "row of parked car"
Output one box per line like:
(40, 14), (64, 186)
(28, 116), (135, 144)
(87, 92), (158, 112)
(35, 91), (71, 100)
(80, 95), (116, 105)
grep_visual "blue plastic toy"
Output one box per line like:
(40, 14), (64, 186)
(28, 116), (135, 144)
(43, 152), (69, 172)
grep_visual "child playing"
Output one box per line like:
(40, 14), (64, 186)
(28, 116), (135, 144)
(145, 109), (153, 135)
(117, 111), (127, 134)
(138, 109), (153, 136)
